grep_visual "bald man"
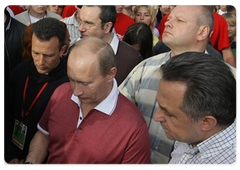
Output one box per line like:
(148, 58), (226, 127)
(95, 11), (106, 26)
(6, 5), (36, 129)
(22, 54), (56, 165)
(24, 37), (151, 164)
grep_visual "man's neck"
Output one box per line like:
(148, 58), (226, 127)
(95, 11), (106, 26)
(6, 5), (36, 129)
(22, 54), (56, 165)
(103, 33), (113, 44)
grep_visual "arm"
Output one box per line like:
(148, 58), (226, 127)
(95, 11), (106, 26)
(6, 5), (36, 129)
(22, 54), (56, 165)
(122, 124), (151, 164)
(25, 130), (49, 164)
(222, 47), (236, 68)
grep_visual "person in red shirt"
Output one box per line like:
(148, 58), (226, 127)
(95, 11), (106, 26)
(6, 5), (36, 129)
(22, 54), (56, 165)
(8, 5), (25, 15)
(61, 5), (77, 18)
(114, 5), (135, 40)
(24, 37), (151, 164)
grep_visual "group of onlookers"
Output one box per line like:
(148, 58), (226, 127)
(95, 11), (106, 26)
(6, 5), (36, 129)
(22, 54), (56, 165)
(4, 5), (236, 164)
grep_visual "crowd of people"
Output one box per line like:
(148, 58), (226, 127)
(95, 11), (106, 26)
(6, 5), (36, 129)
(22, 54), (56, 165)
(4, 5), (236, 164)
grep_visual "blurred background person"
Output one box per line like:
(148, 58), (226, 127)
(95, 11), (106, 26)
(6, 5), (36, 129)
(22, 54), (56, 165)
(223, 12), (236, 60)
(123, 23), (153, 60)
(218, 5), (228, 15)
(4, 7), (26, 84)
(133, 5), (159, 47)
(47, 5), (65, 16)
(122, 5), (134, 18)
(15, 5), (62, 26)
(114, 5), (135, 40)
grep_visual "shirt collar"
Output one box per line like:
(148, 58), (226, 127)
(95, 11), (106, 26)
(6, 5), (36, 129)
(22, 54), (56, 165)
(71, 78), (119, 116)
(110, 32), (119, 55)
(195, 120), (236, 158)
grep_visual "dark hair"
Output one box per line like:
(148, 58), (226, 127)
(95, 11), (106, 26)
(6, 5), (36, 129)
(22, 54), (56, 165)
(123, 23), (153, 60)
(227, 5), (236, 13)
(156, 6), (163, 23)
(31, 18), (66, 50)
(161, 52), (236, 126)
(83, 3), (117, 32)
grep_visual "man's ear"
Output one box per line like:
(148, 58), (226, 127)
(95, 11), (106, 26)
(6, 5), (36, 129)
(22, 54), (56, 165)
(60, 45), (67, 57)
(107, 67), (117, 82)
(200, 116), (217, 132)
(104, 22), (113, 34)
(197, 25), (210, 41)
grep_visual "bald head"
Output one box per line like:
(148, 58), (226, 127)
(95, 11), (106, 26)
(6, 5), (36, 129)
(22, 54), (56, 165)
(68, 37), (116, 77)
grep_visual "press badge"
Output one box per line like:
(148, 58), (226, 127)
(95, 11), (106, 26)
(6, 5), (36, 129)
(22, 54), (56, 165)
(12, 119), (27, 150)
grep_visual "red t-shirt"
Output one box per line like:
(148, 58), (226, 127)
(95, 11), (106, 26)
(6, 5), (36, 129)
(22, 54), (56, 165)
(8, 5), (25, 15)
(210, 12), (231, 53)
(157, 14), (169, 40)
(114, 13), (135, 41)
(38, 82), (151, 164)
(61, 5), (77, 18)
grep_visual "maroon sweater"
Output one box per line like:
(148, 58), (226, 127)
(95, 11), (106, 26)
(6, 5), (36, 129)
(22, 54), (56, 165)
(38, 82), (151, 164)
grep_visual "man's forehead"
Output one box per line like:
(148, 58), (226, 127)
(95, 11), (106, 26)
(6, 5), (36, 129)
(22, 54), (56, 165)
(171, 5), (201, 17)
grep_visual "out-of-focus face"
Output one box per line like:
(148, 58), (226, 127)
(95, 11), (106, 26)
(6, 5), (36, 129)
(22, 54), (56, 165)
(227, 22), (236, 39)
(162, 5), (201, 51)
(160, 5), (171, 16)
(30, 5), (48, 15)
(67, 49), (110, 106)
(135, 7), (151, 26)
(154, 79), (203, 146)
(115, 5), (124, 13)
(124, 5), (131, 8)
(78, 6), (106, 39)
(47, 5), (64, 15)
(220, 5), (227, 11)
(31, 33), (65, 75)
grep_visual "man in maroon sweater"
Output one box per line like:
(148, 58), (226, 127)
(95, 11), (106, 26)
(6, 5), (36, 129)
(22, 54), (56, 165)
(24, 37), (151, 164)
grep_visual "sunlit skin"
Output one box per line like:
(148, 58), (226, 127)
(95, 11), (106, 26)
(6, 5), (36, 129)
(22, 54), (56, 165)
(154, 79), (203, 147)
(135, 7), (151, 26)
(31, 33), (66, 75)
(162, 6), (208, 57)
(29, 5), (48, 18)
(48, 3), (63, 15)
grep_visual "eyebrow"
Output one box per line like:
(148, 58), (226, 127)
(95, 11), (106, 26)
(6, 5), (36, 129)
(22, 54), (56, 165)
(32, 50), (54, 57)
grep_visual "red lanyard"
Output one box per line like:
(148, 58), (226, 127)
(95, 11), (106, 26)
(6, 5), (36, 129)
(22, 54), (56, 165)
(21, 76), (49, 117)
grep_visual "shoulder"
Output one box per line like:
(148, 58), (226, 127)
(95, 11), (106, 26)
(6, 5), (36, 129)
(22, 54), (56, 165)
(50, 82), (72, 100)
(15, 10), (28, 19)
(118, 41), (139, 56)
(116, 93), (145, 121)
(11, 17), (27, 29)
(46, 10), (62, 19)
(137, 52), (170, 69)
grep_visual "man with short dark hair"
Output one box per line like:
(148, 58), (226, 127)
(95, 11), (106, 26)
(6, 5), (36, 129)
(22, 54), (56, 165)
(78, 5), (142, 86)
(5, 18), (69, 164)
(154, 52), (236, 164)
(119, 5), (236, 163)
